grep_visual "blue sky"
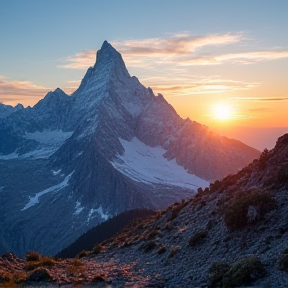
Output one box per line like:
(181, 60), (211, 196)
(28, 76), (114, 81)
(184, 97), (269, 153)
(1, 0), (288, 149)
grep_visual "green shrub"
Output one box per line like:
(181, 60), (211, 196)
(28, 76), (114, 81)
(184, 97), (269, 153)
(222, 257), (265, 287)
(259, 148), (269, 170)
(189, 230), (207, 247)
(209, 257), (265, 287)
(208, 262), (231, 287)
(223, 189), (276, 230)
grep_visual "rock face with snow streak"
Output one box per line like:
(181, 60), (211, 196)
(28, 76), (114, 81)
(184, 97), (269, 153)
(0, 41), (259, 256)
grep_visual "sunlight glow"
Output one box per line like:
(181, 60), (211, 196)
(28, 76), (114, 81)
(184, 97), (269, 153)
(213, 103), (232, 120)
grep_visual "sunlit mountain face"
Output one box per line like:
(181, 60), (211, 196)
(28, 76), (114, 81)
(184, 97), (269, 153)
(0, 41), (259, 256)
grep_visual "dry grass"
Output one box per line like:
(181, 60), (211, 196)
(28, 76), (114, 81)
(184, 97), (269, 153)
(66, 259), (85, 276)
(24, 255), (55, 271)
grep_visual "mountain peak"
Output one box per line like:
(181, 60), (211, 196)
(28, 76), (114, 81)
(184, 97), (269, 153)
(86, 40), (131, 85)
(96, 40), (122, 64)
(100, 40), (116, 53)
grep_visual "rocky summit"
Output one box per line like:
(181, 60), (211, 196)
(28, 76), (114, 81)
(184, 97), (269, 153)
(0, 41), (259, 257)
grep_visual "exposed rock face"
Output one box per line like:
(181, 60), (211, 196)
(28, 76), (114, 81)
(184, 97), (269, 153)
(0, 41), (259, 256)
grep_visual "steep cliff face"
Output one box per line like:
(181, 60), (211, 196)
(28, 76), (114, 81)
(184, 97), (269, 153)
(0, 41), (259, 256)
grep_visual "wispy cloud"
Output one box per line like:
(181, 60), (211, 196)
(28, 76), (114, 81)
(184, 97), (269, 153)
(0, 76), (51, 106)
(59, 33), (288, 70)
(59, 33), (243, 69)
(183, 51), (288, 65)
(112, 33), (243, 56)
(230, 96), (288, 102)
(142, 76), (259, 96)
(59, 50), (96, 69)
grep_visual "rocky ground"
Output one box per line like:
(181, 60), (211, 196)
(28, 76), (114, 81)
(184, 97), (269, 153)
(0, 252), (150, 287)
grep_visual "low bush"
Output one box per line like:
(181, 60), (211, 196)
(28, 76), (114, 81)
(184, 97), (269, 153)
(93, 244), (103, 255)
(278, 248), (288, 271)
(66, 259), (84, 276)
(189, 230), (207, 247)
(208, 262), (231, 287)
(157, 244), (166, 255)
(143, 241), (156, 253)
(146, 229), (159, 240)
(25, 256), (55, 271)
(41, 256), (55, 267)
(223, 189), (276, 230)
(278, 164), (288, 185)
(208, 256), (265, 287)
(168, 246), (179, 258)
(77, 250), (89, 259)
(26, 251), (41, 262)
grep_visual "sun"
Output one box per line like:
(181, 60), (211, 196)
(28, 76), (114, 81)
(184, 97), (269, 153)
(213, 103), (232, 120)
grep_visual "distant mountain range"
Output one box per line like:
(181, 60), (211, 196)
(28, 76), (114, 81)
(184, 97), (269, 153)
(0, 41), (259, 256)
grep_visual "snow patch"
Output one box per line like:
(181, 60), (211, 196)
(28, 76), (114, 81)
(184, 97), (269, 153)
(25, 130), (73, 144)
(52, 169), (61, 176)
(23, 130), (73, 159)
(0, 130), (73, 160)
(0, 152), (18, 160)
(111, 137), (209, 190)
(74, 201), (84, 215)
(87, 206), (109, 222)
(22, 171), (74, 211)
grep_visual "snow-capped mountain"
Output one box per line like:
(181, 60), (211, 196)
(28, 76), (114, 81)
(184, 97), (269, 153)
(0, 41), (260, 256)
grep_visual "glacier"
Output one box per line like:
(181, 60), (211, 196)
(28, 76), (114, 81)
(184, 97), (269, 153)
(112, 137), (209, 190)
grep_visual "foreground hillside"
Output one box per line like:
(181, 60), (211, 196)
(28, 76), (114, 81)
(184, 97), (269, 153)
(1, 133), (287, 287)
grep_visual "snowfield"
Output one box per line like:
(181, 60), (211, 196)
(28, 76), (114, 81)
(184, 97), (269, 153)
(111, 137), (209, 190)
(25, 130), (73, 144)
(0, 130), (73, 160)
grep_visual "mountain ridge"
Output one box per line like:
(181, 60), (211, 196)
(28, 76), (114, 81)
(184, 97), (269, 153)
(0, 41), (259, 256)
